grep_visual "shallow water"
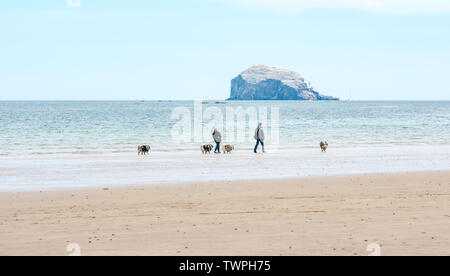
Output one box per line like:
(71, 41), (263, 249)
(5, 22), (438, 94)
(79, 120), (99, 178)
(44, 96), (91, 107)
(0, 101), (449, 155)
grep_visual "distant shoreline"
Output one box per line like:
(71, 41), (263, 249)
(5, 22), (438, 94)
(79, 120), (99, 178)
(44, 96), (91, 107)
(1, 100), (450, 102)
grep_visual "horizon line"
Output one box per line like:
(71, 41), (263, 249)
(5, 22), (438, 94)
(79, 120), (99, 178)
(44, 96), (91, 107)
(1, 99), (449, 102)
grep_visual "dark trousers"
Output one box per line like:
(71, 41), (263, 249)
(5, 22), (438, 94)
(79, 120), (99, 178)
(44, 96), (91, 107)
(254, 139), (264, 153)
(215, 142), (221, 153)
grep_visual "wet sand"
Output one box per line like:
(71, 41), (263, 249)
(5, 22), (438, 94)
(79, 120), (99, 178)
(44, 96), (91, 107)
(1, 145), (449, 191)
(1, 171), (449, 256)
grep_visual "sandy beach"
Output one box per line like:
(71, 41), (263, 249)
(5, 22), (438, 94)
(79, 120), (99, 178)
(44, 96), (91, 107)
(1, 171), (449, 256)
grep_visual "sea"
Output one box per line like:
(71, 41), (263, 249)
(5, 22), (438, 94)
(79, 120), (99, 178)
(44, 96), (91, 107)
(1, 101), (449, 155)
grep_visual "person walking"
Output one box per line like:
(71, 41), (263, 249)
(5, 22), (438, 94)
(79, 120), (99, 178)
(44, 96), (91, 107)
(212, 128), (222, 154)
(254, 123), (265, 153)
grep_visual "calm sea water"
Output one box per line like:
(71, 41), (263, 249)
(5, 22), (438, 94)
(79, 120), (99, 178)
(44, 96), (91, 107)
(0, 101), (449, 156)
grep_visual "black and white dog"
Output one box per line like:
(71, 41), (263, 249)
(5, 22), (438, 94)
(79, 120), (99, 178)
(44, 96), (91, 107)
(320, 142), (329, 152)
(201, 144), (214, 154)
(138, 145), (151, 155)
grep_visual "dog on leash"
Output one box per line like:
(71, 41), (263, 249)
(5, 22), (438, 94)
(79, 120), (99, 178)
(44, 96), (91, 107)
(138, 145), (151, 155)
(223, 145), (234, 154)
(320, 142), (328, 152)
(201, 144), (214, 154)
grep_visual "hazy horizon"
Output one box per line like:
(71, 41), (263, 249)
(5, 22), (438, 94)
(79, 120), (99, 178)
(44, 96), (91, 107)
(1, 99), (450, 102)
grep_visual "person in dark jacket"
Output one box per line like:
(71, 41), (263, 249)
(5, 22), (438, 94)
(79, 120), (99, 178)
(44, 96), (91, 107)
(212, 128), (222, 154)
(254, 123), (265, 153)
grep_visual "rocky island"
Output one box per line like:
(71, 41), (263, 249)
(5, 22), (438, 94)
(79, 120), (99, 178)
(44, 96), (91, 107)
(228, 65), (339, 101)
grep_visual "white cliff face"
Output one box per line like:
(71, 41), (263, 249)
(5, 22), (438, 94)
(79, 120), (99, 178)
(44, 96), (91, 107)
(229, 65), (338, 101)
(240, 65), (306, 89)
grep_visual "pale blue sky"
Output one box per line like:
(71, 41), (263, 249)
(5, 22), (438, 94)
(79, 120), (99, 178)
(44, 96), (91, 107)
(0, 0), (449, 100)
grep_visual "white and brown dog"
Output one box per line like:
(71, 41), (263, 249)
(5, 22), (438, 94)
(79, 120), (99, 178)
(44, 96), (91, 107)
(320, 142), (329, 152)
(223, 145), (234, 154)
